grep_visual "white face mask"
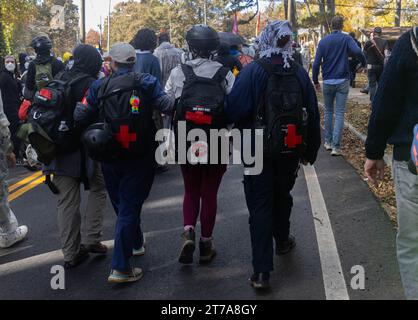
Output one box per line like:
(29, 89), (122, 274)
(5, 63), (15, 72)
(24, 62), (30, 69)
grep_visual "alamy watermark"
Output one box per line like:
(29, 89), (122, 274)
(155, 121), (264, 175)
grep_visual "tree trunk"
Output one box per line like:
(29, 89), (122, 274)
(284, 0), (288, 20)
(395, 0), (402, 27)
(326, 0), (335, 16)
(287, 0), (297, 31)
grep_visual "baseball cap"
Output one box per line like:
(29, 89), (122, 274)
(109, 42), (136, 64)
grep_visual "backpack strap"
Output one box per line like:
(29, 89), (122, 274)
(181, 64), (197, 83)
(212, 66), (229, 83)
(255, 58), (275, 76)
(97, 72), (140, 101)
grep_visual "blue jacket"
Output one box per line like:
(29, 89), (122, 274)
(134, 52), (162, 83)
(312, 31), (366, 84)
(226, 56), (321, 164)
(74, 67), (173, 127)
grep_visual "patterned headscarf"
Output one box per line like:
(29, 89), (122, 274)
(259, 20), (294, 68)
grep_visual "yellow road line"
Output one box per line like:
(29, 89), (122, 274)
(8, 171), (43, 193)
(8, 176), (45, 202)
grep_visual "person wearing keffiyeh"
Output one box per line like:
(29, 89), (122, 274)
(226, 20), (321, 290)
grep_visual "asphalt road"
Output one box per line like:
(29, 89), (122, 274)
(0, 147), (405, 300)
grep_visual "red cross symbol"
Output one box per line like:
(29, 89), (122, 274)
(115, 125), (137, 149)
(284, 124), (302, 149)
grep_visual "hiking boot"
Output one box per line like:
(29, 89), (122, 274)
(250, 272), (270, 290)
(275, 235), (296, 255)
(0, 225), (28, 248)
(178, 229), (195, 264)
(84, 242), (108, 255)
(199, 240), (217, 264)
(324, 143), (332, 151)
(108, 267), (143, 283)
(331, 148), (341, 156)
(64, 245), (90, 269)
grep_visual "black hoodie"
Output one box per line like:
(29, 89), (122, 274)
(57, 44), (103, 102)
(25, 52), (64, 95)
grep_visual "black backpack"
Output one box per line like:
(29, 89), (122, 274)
(97, 72), (155, 159)
(175, 64), (229, 130)
(25, 73), (90, 164)
(174, 64), (229, 162)
(255, 59), (308, 158)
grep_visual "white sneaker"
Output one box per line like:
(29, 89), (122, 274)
(331, 148), (341, 156)
(133, 246), (145, 256)
(0, 225), (28, 248)
(324, 143), (332, 151)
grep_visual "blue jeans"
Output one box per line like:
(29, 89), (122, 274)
(323, 80), (350, 149)
(101, 155), (156, 272)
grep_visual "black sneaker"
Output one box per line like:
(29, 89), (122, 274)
(178, 229), (195, 264)
(199, 240), (217, 264)
(64, 245), (90, 269)
(84, 242), (108, 255)
(250, 272), (270, 290)
(275, 235), (296, 255)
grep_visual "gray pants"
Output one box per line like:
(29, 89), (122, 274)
(54, 163), (107, 261)
(0, 148), (18, 235)
(393, 160), (418, 299)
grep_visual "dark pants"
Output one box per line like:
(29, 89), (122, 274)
(368, 64), (383, 102)
(101, 154), (156, 272)
(349, 59), (358, 87)
(244, 154), (300, 274)
(181, 164), (226, 238)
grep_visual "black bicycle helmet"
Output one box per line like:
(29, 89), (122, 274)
(82, 123), (120, 162)
(30, 35), (52, 52)
(186, 25), (220, 58)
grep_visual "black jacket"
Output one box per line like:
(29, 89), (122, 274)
(364, 37), (388, 65)
(25, 55), (64, 95)
(366, 28), (418, 161)
(43, 44), (103, 179)
(0, 69), (22, 122)
(215, 55), (242, 72)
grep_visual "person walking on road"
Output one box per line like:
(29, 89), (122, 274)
(165, 25), (235, 265)
(363, 27), (389, 102)
(0, 55), (23, 162)
(312, 16), (366, 156)
(24, 34), (64, 101)
(131, 29), (166, 173)
(348, 32), (362, 88)
(75, 42), (174, 283)
(0, 90), (28, 248)
(226, 20), (321, 289)
(364, 27), (418, 300)
(154, 32), (182, 130)
(45, 45), (108, 269)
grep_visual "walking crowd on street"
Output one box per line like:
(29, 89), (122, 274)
(0, 13), (417, 299)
